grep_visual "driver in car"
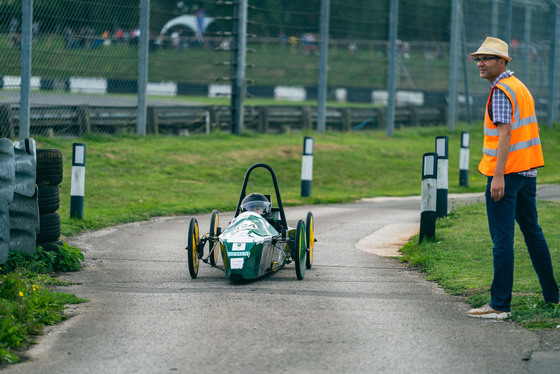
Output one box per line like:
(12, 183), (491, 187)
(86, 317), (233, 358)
(241, 193), (284, 232)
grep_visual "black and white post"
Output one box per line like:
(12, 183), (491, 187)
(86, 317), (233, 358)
(435, 136), (448, 218)
(301, 136), (314, 197)
(70, 143), (86, 218)
(459, 131), (470, 187)
(420, 152), (438, 243)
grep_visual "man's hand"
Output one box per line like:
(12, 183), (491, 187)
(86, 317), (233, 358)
(491, 174), (505, 201)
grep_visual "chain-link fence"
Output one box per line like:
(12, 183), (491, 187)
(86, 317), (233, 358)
(1, 0), (559, 139)
(463, 0), (558, 122)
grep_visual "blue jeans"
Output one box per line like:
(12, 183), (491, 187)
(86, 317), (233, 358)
(486, 174), (559, 312)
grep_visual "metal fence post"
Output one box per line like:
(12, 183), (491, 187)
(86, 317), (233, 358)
(317, 0), (330, 134)
(523, 0), (532, 83)
(386, 0), (398, 137)
(447, 0), (460, 132)
(136, 0), (150, 136)
(231, 0), (248, 135)
(19, 0), (33, 139)
(546, 0), (560, 127)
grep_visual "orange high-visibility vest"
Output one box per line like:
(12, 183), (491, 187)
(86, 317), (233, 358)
(478, 75), (544, 176)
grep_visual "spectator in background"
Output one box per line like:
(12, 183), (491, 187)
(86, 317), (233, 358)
(279, 31), (287, 49)
(63, 26), (73, 49)
(32, 21), (40, 41)
(102, 30), (110, 46)
(289, 35), (298, 54)
(115, 28), (124, 43)
(9, 17), (19, 47)
(510, 38), (519, 56)
(348, 35), (358, 55)
(171, 30), (181, 51)
(301, 33), (317, 55)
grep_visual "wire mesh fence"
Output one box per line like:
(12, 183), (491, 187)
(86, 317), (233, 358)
(0, 0), (559, 138)
(463, 0), (555, 99)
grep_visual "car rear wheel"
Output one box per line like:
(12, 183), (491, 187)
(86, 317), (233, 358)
(187, 218), (200, 279)
(293, 220), (307, 280)
(209, 210), (220, 266)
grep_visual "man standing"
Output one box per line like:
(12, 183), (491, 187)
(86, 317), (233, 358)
(468, 37), (559, 319)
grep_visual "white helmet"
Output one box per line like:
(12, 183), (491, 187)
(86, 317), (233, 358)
(241, 193), (271, 216)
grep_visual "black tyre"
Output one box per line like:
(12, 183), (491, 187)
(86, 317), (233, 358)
(209, 210), (220, 266)
(37, 212), (61, 244)
(38, 185), (60, 214)
(187, 218), (200, 279)
(293, 220), (307, 280)
(305, 212), (314, 269)
(36, 148), (63, 186)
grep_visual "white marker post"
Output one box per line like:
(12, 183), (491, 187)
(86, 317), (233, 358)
(70, 143), (86, 218)
(420, 152), (438, 243)
(435, 136), (448, 218)
(301, 136), (314, 197)
(459, 131), (470, 187)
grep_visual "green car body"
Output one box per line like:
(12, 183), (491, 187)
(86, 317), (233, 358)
(219, 212), (302, 280)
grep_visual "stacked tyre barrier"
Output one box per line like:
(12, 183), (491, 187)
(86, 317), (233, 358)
(0, 138), (15, 263)
(1, 139), (41, 262)
(36, 149), (63, 251)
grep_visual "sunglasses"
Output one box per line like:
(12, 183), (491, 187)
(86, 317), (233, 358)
(473, 56), (501, 63)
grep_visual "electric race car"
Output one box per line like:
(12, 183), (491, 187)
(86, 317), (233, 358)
(185, 163), (315, 281)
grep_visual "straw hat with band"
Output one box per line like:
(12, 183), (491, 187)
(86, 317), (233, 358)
(470, 37), (512, 62)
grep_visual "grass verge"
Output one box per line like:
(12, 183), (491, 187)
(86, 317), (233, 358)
(31, 123), (560, 237)
(0, 243), (86, 364)
(400, 201), (560, 329)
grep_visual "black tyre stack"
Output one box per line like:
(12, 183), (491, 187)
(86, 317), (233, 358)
(36, 149), (63, 251)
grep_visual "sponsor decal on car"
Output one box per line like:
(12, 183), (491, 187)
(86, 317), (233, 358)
(230, 257), (244, 269)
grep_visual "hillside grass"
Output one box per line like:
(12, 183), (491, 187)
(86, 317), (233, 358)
(30, 122), (560, 237)
(1, 35), (450, 90)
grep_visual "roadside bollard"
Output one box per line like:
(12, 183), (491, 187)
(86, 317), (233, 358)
(301, 136), (314, 197)
(459, 131), (470, 187)
(70, 143), (86, 218)
(420, 152), (438, 243)
(435, 136), (448, 218)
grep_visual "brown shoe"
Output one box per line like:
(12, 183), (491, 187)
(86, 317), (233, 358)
(468, 304), (510, 319)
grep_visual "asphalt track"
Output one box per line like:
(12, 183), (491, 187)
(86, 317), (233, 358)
(3, 186), (560, 374)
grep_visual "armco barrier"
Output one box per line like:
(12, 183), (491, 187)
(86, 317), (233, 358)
(0, 104), (446, 138)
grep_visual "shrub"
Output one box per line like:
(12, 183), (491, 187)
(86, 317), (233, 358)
(0, 243), (86, 364)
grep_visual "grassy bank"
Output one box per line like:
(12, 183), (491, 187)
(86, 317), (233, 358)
(31, 123), (560, 237)
(1, 35), (449, 90)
